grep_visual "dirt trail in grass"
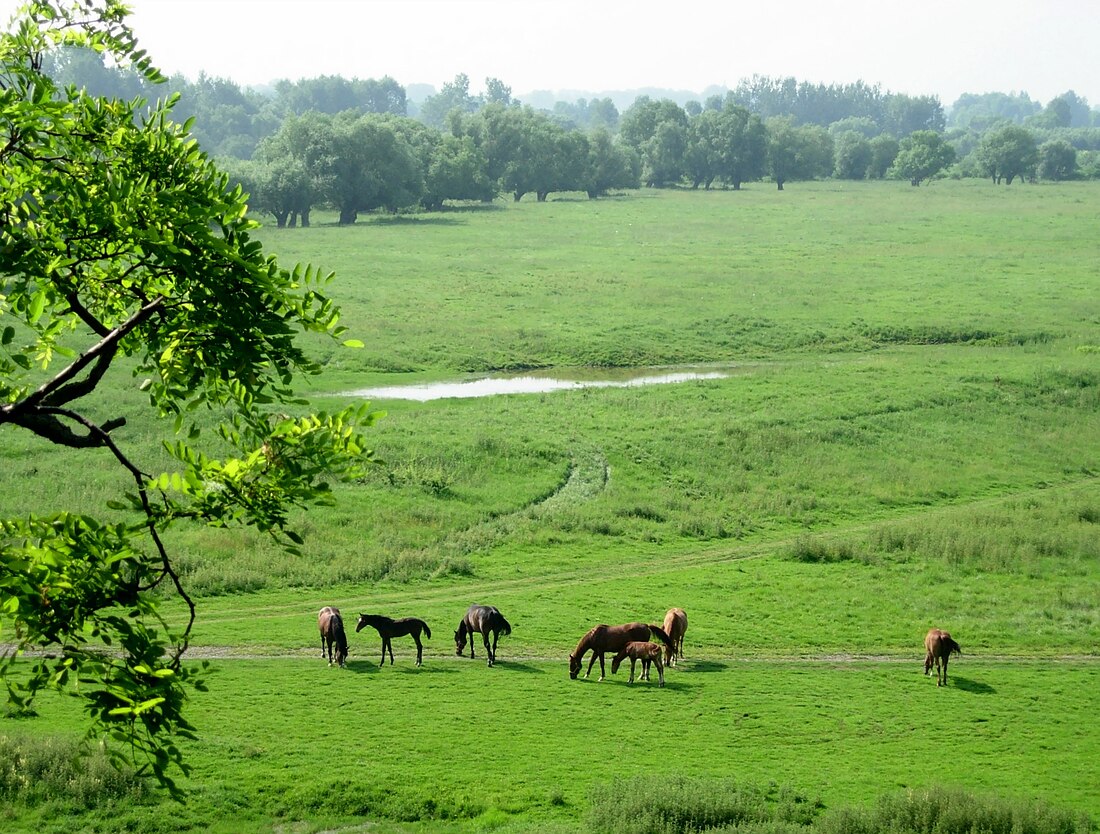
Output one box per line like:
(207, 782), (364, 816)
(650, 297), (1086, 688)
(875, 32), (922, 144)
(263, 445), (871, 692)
(193, 475), (1100, 628)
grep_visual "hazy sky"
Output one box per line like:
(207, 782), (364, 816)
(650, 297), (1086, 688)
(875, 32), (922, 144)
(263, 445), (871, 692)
(3, 0), (1098, 106)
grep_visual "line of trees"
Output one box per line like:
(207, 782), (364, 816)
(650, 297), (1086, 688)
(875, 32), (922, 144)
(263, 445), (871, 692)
(39, 49), (1100, 225)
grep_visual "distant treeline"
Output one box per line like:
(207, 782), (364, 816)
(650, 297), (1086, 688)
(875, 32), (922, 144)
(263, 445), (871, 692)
(42, 49), (1100, 224)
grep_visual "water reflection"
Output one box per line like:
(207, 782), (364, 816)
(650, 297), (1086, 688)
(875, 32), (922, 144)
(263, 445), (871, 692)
(342, 369), (732, 401)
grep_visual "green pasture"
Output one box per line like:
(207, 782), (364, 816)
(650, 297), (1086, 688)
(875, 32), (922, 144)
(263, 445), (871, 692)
(3, 180), (1100, 832)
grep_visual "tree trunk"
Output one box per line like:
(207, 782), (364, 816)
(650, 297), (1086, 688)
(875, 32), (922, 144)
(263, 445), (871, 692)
(776, 180), (784, 191)
(300, 209), (311, 228)
(513, 191), (524, 202)
(536, 191), (548, 202)
(338, 207), (358, 225)
(273, 211), (288, 229)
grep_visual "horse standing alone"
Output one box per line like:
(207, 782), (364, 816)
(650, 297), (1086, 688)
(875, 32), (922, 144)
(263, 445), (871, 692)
(924, 628), (962, 686)
(662, 607), (688, 667)
(356, 613), (432, 667)
(611, 641), (665, 686)
(569, 622), (673, 681)
(318, 606), (348, 667)
(454, 604), (512, 666)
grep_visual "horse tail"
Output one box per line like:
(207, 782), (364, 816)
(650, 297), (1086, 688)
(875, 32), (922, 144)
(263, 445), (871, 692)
(648, 624), (674, 650)
(946, 637), (962, 656)
(422, 620), (432, 640)
(498, 614), (512, 637)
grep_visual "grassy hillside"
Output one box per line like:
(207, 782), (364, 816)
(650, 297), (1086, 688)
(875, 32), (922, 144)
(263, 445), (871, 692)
(1, 181), (1098, 833)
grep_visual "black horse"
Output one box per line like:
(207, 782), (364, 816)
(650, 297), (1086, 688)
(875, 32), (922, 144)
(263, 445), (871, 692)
(454, 604), (512, 666)
(356, 613), (431, 667)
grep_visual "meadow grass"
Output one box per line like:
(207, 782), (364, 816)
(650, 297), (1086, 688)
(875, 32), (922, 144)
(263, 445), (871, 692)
(2, 180), (1100, 832)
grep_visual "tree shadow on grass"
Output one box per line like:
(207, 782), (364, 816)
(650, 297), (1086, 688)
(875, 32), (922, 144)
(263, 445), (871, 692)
(949, 675), (996, 694)
(684, 660), (731, 673)
(487, 660), (542, 673)
(343, 660), (456, 675)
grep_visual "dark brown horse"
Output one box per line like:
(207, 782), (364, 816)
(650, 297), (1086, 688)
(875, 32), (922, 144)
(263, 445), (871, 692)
(455, 604), (512, 667)
(318, 606), (348, 667)
(356, 613), (431, 667)
(611, 641), (665, 686)
(569, 622), (673, 681)
(662, 607), (688, 667)
(924, 628), (962, 686)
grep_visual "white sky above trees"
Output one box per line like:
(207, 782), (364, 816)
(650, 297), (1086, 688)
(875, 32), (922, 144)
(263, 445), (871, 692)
(2, 0), (1098, 107)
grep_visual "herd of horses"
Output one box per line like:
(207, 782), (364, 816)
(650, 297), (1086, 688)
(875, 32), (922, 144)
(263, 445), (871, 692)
(319, 604), (960, 687)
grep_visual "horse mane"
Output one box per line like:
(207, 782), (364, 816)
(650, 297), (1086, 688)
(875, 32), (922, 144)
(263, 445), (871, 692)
(574, 624), (606, 657)
(647, 624), (673, 649)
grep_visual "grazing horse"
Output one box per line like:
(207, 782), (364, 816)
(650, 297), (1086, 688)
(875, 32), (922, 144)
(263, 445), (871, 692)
(924, 628), (962, 686)
(356, 613), (432, 667)
(318, 606), (348, 667)
(611, 641), (665, 686)
(662, 607), (688, 667)
(569, 622), (673, 681)
(455, 604), (512, 667)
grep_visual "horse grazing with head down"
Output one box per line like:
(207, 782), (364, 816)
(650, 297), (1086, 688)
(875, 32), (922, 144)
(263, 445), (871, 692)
(662, 607), (688, 667)
(569, 622), (673, 681)
(924, 628), (962, 686)
(611, 641), (665, 686)
(318, 606), (348, 667)
(356, 613), (432, 667)
(455, 604), (512, 667)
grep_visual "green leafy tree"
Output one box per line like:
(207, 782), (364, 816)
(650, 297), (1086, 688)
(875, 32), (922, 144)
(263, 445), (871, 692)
(974, 123), (1038, 184)
(833, 130), (873, 179)
(418, 73), (478, 128)
(867, 134), (900, 179)
(765, 118), (834, 190)
(324, 112), (423, 223)
(716, 102), (766, 190)
(582, 129), (640, 198)
(888, 129), (956, 185)
(0, 1), (378, 788)
(1037, 138), (1078, 181)
(685, 110), (722, 189)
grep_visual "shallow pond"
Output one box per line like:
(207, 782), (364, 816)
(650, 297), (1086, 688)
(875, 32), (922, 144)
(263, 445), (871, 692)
(341, 367), (734, 401)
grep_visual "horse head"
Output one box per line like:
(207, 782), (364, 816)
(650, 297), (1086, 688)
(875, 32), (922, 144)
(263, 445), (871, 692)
(569, 653), (581, 679)
(454, 628), (467, 655)
(355, 614), (370, 633)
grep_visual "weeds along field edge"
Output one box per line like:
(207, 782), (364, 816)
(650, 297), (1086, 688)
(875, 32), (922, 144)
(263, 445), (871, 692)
(5, 656), (1098, 831)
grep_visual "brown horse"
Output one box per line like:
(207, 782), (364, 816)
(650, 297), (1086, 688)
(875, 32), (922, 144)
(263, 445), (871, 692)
(569, 622), (673, 681)
(318, 606), (348, 667)
(455, 604), (512, 667)
(662, 607), (688, 667)
(924, 628), (962, 686)
(356, 613), (431, 667)
(611, 641), (665, 686)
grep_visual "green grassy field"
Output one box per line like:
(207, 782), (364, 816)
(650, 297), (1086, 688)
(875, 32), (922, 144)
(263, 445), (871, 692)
(2, 181), (1099, 833)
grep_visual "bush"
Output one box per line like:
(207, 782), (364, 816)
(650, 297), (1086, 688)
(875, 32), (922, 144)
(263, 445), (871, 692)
(587, 774), (820, 834)
(0, 735), (147, 809)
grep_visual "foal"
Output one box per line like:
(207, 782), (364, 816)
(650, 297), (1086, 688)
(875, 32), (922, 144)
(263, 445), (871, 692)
(610, 641), (665, 687)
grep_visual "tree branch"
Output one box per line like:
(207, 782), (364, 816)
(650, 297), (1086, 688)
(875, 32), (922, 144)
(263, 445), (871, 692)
(3, 295), (164, 416)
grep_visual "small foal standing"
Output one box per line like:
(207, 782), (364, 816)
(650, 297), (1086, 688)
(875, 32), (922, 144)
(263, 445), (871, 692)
(611, 641), (665, 687)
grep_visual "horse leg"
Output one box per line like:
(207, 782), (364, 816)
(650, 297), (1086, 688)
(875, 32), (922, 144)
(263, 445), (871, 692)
(482, 631), (493, 667)
(627, 658), (637, 684)
(585, 652), (597, 679)
(656, 656), (665, 687)
(414, 634), (423, 667)
(941, 655), (949, 686)
(597, 652), (607, 682)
